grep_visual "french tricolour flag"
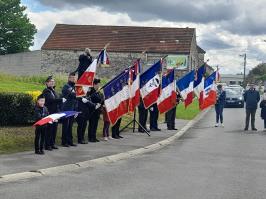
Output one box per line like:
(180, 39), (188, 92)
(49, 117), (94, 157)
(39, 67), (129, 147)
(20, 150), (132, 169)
(157, 69), (177, 114)
(194, 65), (206, 106)
(76, 59), (97, 88)
(98, 49), (110, 67)
(200, 71), (217, 110)
(103, 70), (130, 125)
(176, 70), (195, 108)
(128, 60), (141, 112)
(33, 111), (80, 126)
(140, 60), (162, 109)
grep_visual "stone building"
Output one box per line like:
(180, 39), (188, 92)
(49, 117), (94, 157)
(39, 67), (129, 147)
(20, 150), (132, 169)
(0, 24), (208, 78)
(41, 24), (205, 78)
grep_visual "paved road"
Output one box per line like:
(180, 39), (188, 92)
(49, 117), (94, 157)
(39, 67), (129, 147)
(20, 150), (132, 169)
(1, 107), (266, 199)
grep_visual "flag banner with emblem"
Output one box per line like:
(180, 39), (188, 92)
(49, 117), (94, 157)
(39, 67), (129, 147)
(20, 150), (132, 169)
(98, 49), (110, 67)
(194, 64), (206, 106)
(103, 70), (130, 125)
(75, 85), (90, 97)
(200, 71), (217, 110)
(128, 60), (141, 112)
(33, 113), (66, 126)
(140, 60), (162, 109)
(176, 70), (195, 108)
(157, 69), (177, 114)
(76, 59), (97, 87)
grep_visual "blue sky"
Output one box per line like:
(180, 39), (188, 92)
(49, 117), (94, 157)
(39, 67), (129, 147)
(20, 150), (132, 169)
(21, 0), (266, 74)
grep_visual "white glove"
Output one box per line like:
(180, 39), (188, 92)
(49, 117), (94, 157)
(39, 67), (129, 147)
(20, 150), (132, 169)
(82, 98), (89, 103)
(74, 113), (79, 118)
(95, 103), (101, 109)
(54, 120), (58, 123)
(150, 107), (154, 111)
(62, 98), (67, 103)
(48, 121), (53, 124)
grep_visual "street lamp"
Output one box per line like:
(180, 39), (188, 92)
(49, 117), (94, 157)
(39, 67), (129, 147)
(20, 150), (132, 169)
(239, 53), (247, 86)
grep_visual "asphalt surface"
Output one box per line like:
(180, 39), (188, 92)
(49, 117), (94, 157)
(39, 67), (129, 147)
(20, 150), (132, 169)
(1, 107), (266, 199)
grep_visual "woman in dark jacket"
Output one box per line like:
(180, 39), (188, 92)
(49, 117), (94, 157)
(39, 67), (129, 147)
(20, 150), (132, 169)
(260, 93), (266, 131)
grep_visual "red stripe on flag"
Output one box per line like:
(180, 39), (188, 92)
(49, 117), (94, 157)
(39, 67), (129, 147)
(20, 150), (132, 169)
(76, 71), (95, 86)
(184, 92), (194, 108)
(107, 99), (130, 125)
(142, 87), (160, 109)
(158, 91), (177, 114)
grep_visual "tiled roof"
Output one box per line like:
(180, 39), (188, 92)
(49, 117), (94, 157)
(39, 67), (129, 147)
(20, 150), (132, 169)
(42, 24), (195, 54)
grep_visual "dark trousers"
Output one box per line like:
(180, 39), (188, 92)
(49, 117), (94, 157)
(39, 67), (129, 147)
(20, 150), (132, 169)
(138, 108), (148, 131)
(166, 106), (176, 129)
(112, 118), (122, 137)
(45, 123), (58, 148)
(76, 116), (87, 143)
(264, 119), (266, 129)
(88, 115), (100, 141)
(149, 105), (159, 129)
(215, 104), (224, 123)
(62, 116), (74, 145)
(103, 121), (110, 137)
(35, 126), (46, 152)
(245, 108), (256, 129)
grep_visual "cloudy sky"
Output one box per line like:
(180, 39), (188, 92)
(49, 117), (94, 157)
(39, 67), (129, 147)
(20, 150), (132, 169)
(21, 0), (266, 74)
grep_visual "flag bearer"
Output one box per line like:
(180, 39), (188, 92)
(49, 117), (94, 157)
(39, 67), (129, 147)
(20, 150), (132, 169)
(34, 94), (49, 155)
(75, 48), (93, 79)
(42, 75), (65, 150)
(138, 98), (149, 132)
(149, 103), (160, 131)
(76, 89), (97, 144)
(61, 72), (77, 147)
(87, 78), (102, 142)
(166, 92), (181, 130)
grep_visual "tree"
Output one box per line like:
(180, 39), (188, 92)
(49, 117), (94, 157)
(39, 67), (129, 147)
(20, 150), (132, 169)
(246, 63), (266, 84)
(0, 0), (37, 55)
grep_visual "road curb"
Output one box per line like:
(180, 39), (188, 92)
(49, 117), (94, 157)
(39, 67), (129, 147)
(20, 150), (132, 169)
(0, 108), (210, 183)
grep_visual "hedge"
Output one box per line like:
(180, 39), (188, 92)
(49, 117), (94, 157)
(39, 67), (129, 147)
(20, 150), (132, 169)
(0, 92), (35, 126)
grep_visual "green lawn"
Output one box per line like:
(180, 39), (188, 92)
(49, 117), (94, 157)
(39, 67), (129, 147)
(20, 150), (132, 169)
(176, 100), (200, 120)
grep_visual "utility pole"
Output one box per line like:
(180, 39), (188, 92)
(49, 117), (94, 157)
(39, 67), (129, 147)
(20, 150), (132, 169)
(240, 53), (247, 86)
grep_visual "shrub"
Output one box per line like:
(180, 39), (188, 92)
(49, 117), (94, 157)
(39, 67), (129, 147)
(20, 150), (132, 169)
(0, 92), (34, 126)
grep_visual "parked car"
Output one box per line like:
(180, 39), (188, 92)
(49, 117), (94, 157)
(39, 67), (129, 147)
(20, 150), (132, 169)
(224, 87), (244, 108)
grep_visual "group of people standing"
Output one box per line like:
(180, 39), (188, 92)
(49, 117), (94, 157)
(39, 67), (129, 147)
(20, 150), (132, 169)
(34, 48), (180, 155)
(214, 83), (266, 131)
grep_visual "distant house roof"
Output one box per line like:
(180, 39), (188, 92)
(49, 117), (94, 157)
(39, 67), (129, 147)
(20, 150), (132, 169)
(42, 24), (195, 54)
(197, 45), (206, 54)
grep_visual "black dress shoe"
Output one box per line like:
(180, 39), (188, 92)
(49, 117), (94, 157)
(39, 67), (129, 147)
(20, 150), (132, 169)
(35, 150), (45, 155)
(155, 128), (161, 131)
(244, 128), (248, 131)
(252, 128), (257, 131)
(88, 139), (97, 142)
(69, 143), (77, 147)
(95, 139), (100, 142)
(52, 145), (58, 149)
(118, 135), (123, 138)
(40, 150), (45, 155)
(62, 144), (70, 147)
(150, 128), (157, 131)
(78, 141), (88, 144)
(167, 128), (178, 130)
(45, 147), (53, 151)
(112, 136), (120, 139)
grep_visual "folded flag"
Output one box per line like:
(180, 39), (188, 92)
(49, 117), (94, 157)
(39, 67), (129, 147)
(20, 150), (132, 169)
(140, 60), (162, 109)
(176, 70), (195, 108)
(194, 65), (206, 107)
(200, 71), (217, 110)
(33, 113), (66, 126)
(103, 70), (130, 125)
(157, 69), (177, 114)
(128, 60), (141, 112)
(76, 59), (98, 87)
(60, 111), (81, 118)
(98, 49), (110, 67)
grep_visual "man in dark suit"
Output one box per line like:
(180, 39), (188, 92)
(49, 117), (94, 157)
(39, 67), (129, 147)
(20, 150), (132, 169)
(215, 84), (226, 127)
(138, 98), (149, 132)
(244, 83), (260, 131)
(87, 78), (103, 142)
(149, 103), (160, 131)
(74, 48), (93, 79)
(61, 72), (77, 147)
(42, 76), (65, 150)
